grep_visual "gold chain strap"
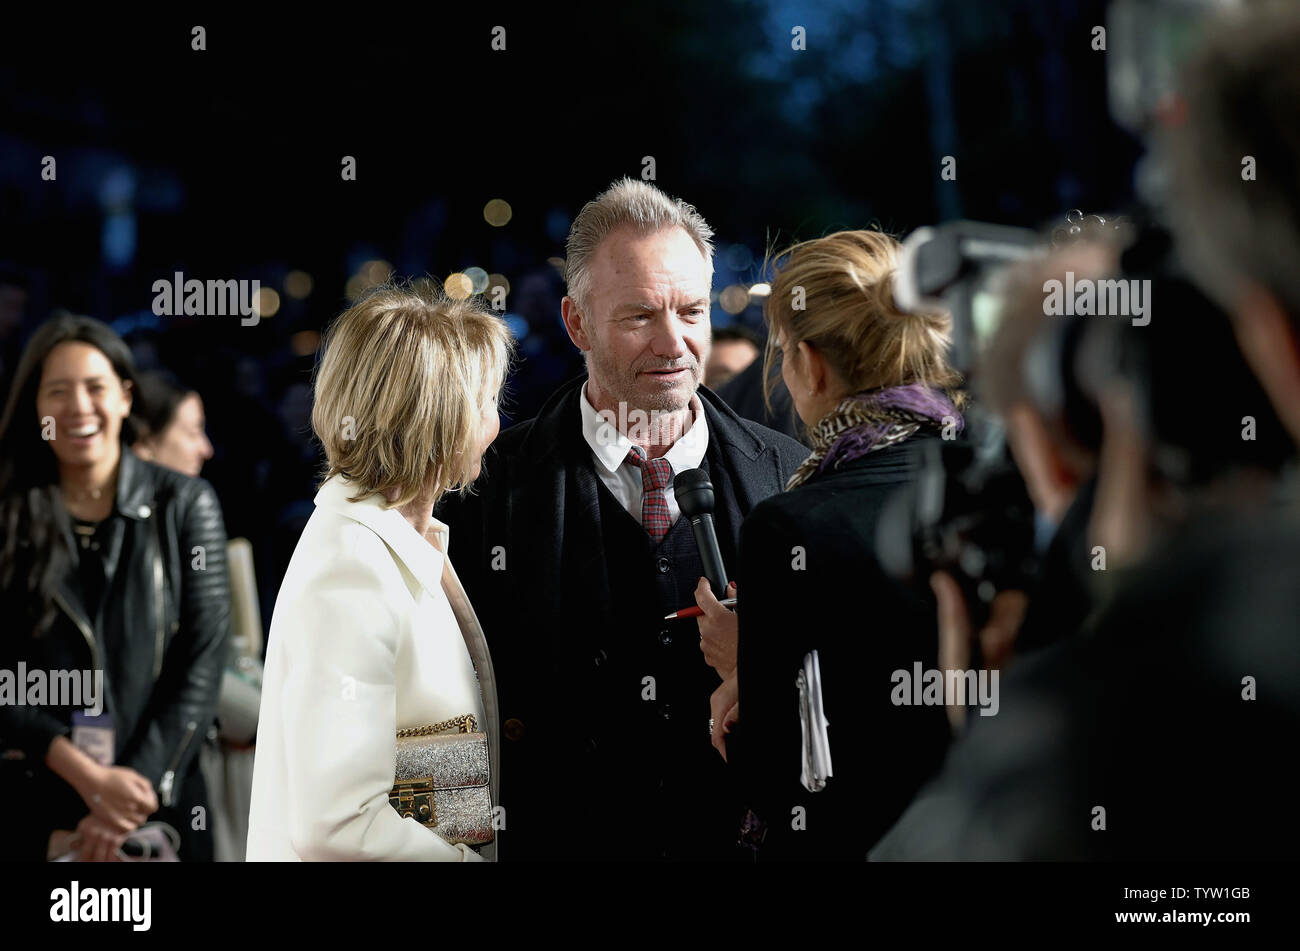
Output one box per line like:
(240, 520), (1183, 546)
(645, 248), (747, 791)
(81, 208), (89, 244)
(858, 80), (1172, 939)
(396, 713), (477, 738)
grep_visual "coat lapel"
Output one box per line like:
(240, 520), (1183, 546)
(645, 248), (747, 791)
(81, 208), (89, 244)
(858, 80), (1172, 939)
(511, 377), (612, 622)
(697, 384), (786, 517)
(425, 525), (501, 823)
(53, 448), (158, 662)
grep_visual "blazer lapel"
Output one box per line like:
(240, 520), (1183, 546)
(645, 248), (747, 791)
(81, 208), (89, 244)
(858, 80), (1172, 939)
(564, 461), (615, 635)
(510, 458), (567, 618)
(698, 386), (785, 516)
(426, 524), (501, 821)
(511, 377), (612, 622)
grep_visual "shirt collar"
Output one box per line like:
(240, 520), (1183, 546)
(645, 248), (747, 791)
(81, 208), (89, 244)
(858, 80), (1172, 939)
(578, 381), (709, 475)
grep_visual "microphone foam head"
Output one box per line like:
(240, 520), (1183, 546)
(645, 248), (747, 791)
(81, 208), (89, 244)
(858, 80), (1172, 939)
(673, 467), (715, 517)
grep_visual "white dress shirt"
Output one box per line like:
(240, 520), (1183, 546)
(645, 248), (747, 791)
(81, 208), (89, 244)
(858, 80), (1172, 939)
(578, 382), (709, 528)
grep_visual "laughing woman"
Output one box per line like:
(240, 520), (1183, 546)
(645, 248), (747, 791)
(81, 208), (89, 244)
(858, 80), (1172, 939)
(246, 281), (512, 861)
(0, 316), (230, 861)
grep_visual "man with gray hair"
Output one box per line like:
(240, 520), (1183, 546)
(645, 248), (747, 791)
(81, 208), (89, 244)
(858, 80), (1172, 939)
(439, 177), (807, 860)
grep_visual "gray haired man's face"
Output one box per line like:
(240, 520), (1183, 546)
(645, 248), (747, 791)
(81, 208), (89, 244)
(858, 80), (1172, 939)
(571, 225), (712, 415)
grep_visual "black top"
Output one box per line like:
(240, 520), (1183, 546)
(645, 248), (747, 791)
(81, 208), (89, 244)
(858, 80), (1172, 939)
(732, 435), (952, 860)
(71, 517), (106, 630)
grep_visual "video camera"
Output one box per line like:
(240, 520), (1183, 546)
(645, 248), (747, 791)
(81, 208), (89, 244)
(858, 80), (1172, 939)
(873, 0), (1237, 628)
(876, 222), (1044, 631)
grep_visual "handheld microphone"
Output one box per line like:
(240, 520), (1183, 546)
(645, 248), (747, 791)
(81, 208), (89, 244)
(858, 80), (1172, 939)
(673, 468), (729, 598)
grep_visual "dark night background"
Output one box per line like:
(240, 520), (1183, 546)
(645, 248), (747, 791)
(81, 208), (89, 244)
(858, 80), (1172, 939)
(0, 0), (1139, 631)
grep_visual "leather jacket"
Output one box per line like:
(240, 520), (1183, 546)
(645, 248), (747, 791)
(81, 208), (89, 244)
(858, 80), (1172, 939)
(0, 447), (230, 841)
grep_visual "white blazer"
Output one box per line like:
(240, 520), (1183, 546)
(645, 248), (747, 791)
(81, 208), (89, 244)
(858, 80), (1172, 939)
(247, 475), (500, 861)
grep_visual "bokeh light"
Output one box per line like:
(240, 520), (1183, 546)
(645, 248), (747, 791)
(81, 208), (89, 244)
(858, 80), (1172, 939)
(719, 284), (750, 314)
(464, 266), (489, 294)
(255, 287), (281, 318)
(363, 260), (392, 285)
(284, 270), (314, 299)
(290, 330), (320, 356)
(483, 199), (512, 227)
(444, 272), (474, 300)
(344, 274), (368, 301)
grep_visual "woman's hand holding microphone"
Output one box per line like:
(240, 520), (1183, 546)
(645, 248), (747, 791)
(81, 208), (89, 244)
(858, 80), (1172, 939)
(693, 577), (738, 678)
(694, 577), (740, 760)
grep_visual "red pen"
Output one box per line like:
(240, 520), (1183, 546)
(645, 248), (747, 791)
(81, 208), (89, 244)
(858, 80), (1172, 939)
(664, 596), (737, 620)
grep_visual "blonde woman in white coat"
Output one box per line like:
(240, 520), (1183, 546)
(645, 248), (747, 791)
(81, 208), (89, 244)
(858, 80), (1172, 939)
(247, 281), (512, 861)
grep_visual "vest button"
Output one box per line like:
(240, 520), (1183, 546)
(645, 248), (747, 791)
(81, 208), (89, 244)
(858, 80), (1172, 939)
(503, 718), (525, 741)
(658, 629), (672, 647)
(656, 556), (671, 573)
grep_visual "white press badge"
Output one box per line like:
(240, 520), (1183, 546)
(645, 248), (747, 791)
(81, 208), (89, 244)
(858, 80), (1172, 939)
(71, 710), (114, 767)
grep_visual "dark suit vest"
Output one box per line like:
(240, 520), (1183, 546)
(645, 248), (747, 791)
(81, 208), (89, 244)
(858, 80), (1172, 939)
(574, 456), (746, 859)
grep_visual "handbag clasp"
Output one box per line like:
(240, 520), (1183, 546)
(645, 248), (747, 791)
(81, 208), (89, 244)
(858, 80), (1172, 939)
(389, 778), (437, 826)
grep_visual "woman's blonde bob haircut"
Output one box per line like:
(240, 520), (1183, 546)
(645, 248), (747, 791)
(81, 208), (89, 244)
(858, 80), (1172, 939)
(312, 279), (514, 510)
(763, 229), (962, 409)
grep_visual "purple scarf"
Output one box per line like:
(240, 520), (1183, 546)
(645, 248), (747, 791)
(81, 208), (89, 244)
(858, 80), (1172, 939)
(787, 384), (963, 490)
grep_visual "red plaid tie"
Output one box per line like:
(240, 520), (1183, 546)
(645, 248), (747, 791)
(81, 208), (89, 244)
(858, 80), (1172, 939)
(626, 446), (674, 543)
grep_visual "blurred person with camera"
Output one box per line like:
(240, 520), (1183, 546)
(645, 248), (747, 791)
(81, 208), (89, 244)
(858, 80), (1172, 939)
(697, 230), (966, 859)
(966, 240), (1114, 663)
(873, 2), (1300, 861)
(0, 316), (230, 861)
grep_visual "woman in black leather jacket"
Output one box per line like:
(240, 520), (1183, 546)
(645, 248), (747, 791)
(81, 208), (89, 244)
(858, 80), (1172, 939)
(0, 316), (230, 861)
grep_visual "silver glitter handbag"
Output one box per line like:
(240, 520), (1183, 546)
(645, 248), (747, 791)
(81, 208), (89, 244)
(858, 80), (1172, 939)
(389, 713), (494, 846)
